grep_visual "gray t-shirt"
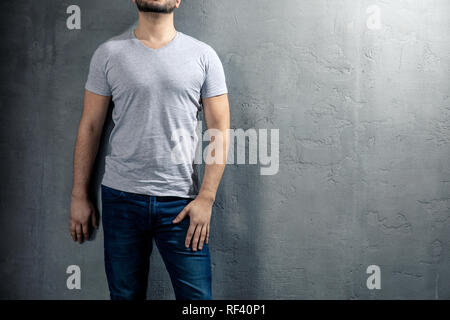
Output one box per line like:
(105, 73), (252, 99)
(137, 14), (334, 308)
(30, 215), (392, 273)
(85, 28), (228, 198)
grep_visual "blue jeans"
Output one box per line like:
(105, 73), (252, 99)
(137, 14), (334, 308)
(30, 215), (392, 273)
(101, 184), (212, 300)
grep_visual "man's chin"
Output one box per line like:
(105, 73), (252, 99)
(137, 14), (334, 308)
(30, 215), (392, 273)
(135, 0), (176, 14)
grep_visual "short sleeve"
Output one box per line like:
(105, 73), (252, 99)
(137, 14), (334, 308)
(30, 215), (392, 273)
(200, 46), (228, 99)
(85, 45), (112, 96)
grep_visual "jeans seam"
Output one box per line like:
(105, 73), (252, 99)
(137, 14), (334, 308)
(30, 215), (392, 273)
(148, 196), (153, 229)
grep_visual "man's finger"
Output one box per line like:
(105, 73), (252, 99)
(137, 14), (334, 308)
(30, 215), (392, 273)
(82, 223), (90, 240)
(69, 222), (77, 241)
(198, 225), (207, 250)
(185, 223), (197, 248)
(75, 224), (82, 244)
(91, 211), (98, 229)
(191, 225), (202, 252)
(205, 224), (210, 244)
(173, 206), (189, 224)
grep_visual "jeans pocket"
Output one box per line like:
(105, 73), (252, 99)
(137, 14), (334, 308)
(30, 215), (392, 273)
(101, 184), (125, 201)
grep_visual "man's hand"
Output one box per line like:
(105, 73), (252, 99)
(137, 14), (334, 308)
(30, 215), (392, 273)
(172, 196), (214, 251)
(69, 194), (98, 243)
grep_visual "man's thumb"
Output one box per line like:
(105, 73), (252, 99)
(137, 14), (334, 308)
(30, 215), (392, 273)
(173, 208), (188, 223)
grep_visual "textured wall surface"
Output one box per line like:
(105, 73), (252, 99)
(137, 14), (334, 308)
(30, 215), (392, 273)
(0, 0), (450, 299)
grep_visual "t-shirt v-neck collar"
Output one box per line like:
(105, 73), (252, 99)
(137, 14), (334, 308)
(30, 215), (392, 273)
(131, 28), (181, 53)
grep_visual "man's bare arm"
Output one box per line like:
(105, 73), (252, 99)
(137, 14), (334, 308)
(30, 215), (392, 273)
(70, 90), (111, 243)
(198, 94), (230, 203)
(172, 93), (230, 251)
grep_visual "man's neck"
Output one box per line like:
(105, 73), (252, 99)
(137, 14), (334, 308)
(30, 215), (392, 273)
(134, 11), (176, 43)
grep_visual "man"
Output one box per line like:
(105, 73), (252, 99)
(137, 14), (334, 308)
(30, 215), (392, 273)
(69, 0), (230, 300)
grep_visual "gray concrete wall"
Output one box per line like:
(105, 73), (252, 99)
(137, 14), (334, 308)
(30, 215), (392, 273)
(1, 0), (449, 299)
